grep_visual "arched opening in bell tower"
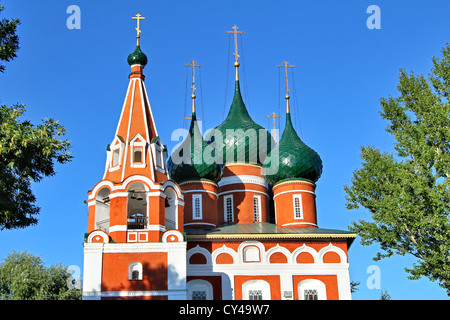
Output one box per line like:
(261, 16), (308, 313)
(127, 182), (148, 230)
(95, 188), (111, 232)
(164, 187), (177, 230)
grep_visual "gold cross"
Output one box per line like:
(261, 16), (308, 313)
(185, 60), (202, 97)
(132, 13), (146, 44)
(185, 60), (202, 113)
(277, 61), (295, 96)
(266, 112), (282, 143)
(226, 25), (245, 63)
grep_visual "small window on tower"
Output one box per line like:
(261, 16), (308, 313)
(224, 195), (234, 223)
(112, 149), (120, 167)
(253, 195), (261, 222)
(192, 194), (202, 220)
(293, 194), (303, 219)
(128, 262), (143, 281)
(134, 147), (143, 163)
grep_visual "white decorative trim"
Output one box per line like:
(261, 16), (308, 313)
(161, 230), (184, 243)
(273, 189), (316, 199)
(108, 225), (127, 232)
(84, 289), (187, 299)
(163, 180), (184, 200)
(88, 176), (165, 200)
(184, 222), (216, 227)
(183, 189), (218, 197)
(212, 245), (238, 264)
(281, 222), (318, 227)
(187, 245), (212, 265)
(238, 241), (265, 264)
(121, 79), (136, 181)
(292, 244), (319, 264)
(318, 243), (347, 264)
(266, 244), (292, 264)
(86, 230), (109, 243)
(218, 189), (269, 197)
(218, 175), (268, 188)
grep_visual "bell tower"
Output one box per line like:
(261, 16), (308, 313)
(82, 14), (187, 300)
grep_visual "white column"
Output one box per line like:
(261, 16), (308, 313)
(167, 242), (187, 300)
(82, 243), (104, 300)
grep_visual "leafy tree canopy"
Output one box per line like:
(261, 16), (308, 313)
(345, 44), (450, 295)
(0, 251), (81, 300)
(0, 3), (73, 230)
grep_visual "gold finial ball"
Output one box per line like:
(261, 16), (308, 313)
(191, 94), (196, 99)
(285, 94), (290, 99)
(234, 61), (240, 67)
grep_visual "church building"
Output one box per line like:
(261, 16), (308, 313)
(82, 15), (356, 300)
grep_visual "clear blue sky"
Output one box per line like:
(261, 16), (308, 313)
(0, 0), (449, 300)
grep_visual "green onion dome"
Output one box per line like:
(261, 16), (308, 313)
(263, 112), (322, 185)
(127, 45), (148, 67)
(167, 113), (222, 184)
(214, 81), (274, 165)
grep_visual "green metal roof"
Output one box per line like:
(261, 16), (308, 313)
(263, 112), (323, 185)
(127, 45), (148, 67)
(185, 222), (356, 247)
(214, 81), (274, 165)
(167, 112), (222, 183)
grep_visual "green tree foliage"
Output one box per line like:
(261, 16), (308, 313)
(0, 251), (81, 300)
(0, 3), (72, 230)
(0, 4), (20, 73)
(0, 105), (72, 230)
(344, 45), (450, 295)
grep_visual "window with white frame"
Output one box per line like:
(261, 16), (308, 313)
(192, 194), (202, 220)
(109, 137), (124, 171)
(134, 147), (143, 163)
(303, 289), (318, 300)
(152, 139), (164, 170)
(297, 279), (327, 300)
(187, 279), (213, 300)
(112, 149), (120, 167)
(130, 134), (146, 168)
(293, 194), (303, 219)
(128, 262), (143, 281)
(242, 280), (270, 300)
(253, 195), (261, 222)
(224, 195), (234, 223)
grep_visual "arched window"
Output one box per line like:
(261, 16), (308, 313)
(109, 136), (124, 171)
(297, 279), (327, 300)
(130, 134), (146, 168)
(128, 262), (143, 281)
(242, 280), (271, 300)
(95, 188), (110, 232)
(127, 182), (148, 230)
(187, 279), (213, 300)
